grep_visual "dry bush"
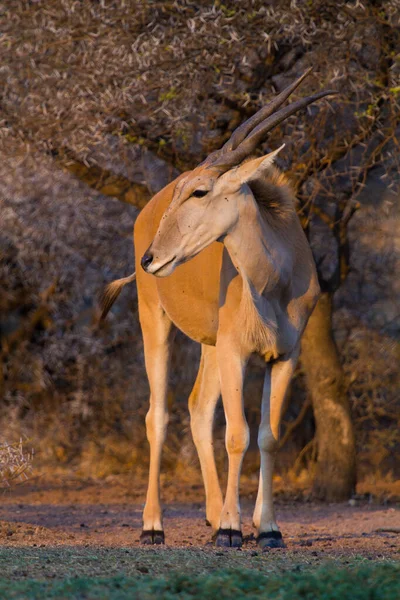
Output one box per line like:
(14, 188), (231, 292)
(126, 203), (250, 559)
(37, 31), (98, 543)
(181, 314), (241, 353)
(0, 439), (34, 488)
(345, 330), (399, 477)
(335, 194), (400, 480)
(1, 1), (399, 167)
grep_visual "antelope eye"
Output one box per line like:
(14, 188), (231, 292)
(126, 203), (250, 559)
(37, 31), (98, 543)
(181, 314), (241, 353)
(192, 189), (208, 198)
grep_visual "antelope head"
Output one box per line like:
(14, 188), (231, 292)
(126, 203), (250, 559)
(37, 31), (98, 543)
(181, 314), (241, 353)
(141, 69), (335, 277)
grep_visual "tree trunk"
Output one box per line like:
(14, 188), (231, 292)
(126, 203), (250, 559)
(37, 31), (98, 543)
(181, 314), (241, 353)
(301, 293), (356, 501)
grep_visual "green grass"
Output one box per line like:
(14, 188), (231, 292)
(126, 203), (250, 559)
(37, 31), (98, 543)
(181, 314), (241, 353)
(3, 546), (398, 580)
(0, 547), (398, 599)
(0, 564), (399, 599)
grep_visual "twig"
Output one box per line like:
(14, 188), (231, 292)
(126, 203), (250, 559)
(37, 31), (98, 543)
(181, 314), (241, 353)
(293, 438), (316, 475)
(374, 528), (400, 534)
(279, 398), (311, 449)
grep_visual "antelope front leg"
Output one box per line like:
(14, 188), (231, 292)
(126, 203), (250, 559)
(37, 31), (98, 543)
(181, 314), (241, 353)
(140, 306), (173, 545)
(253, 347), (299, 550)
(189, 344), (223, 533)
(215, 339), (249, 548)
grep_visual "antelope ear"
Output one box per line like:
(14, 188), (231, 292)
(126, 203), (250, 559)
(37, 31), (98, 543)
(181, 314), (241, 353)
(236, 144), (285, 184)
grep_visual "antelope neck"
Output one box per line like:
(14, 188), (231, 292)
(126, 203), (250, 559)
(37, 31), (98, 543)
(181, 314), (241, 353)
(223, 192), (288, 297)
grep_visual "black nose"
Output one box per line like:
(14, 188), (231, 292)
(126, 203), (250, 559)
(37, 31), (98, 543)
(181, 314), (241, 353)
(141, 252), (154, 271)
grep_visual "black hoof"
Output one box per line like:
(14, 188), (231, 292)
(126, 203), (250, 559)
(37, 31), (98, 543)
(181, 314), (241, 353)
(140, 529), (165, 545)
(215, 528), (243, 548)
(205, 519), (212, 527)
(257, 530), (286, 551)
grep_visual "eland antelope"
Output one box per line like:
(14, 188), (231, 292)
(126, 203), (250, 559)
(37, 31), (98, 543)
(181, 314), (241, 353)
(101, 69), (334, 549)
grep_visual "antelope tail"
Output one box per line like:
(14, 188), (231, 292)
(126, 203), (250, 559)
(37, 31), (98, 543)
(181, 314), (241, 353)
(99, 272), (136, 321)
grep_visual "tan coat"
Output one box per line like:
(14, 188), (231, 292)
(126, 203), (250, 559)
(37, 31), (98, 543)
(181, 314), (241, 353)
(100, 70), (330, 549)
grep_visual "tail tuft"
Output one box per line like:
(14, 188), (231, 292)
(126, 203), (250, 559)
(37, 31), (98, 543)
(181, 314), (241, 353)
(99, 272), (136, 320)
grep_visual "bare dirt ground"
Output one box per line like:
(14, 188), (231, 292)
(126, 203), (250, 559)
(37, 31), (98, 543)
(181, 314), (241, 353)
(0, 475), (398, 574)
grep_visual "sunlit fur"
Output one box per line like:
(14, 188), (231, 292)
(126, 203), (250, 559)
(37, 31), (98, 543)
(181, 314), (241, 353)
(98, 67), (335, 548)
(100, 154), (320, 547)
(248, 166), (294, 223)
(239, 274), (279, 357)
